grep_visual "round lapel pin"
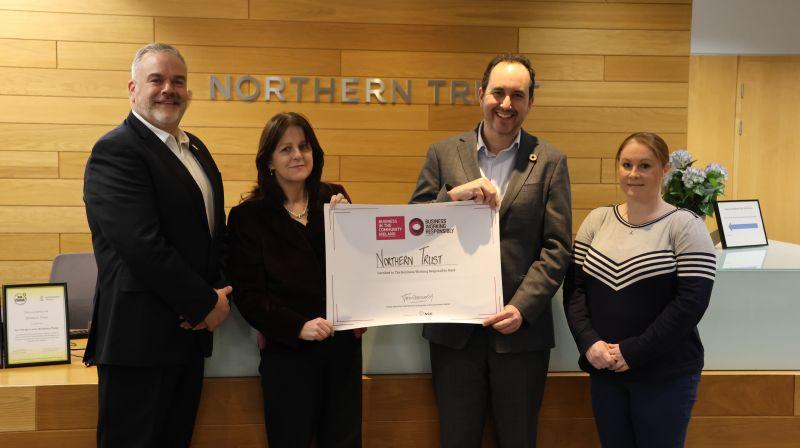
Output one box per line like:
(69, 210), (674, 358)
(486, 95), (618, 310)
(529, 153), (537, 163)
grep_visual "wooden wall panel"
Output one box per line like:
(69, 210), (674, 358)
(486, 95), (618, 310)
(192, 425), (267, 447)
(0, 39), (55, 68)
(686, 56), (738, 192)
(0, 260), (52, 285)
(0, 124), (108, 152)
(195, 378), (263, 425)
(605, 56), (690, 82)
(687, 417), (800, 447)
(178, 46), (341, 76)
(250, 1), (691, 30)
(0, 10), (152, 43)
(569, 159), (601, 184)
(601, 158), (618, 184)
(520, 28), (690, 56)
(342, 51), (604, 81)
(339, 182), (416, 205)
(340, 157), (425, 183)
(0, 179), (83, 206)
(156, 18), (517, 53)
(537, 132), (686, 158)
(429, 106), (687, 133)
(0, 207), (89, 233)
(694, 375), (795, 416)
(0, 234), (59, 260)
(60, 234), (93, 254)
(0, 151), (58, 178)
(57, 42), (143, 71)
(795, 376), (799, 417)
(364, 421), (439, 448)
(0, 386), (35, 432)
(537, 81), (688, 107)
(36, 385), (96, 430)
(0, 430), (95, 447)
(0, 0), (249, 19)
(572, 184), (617, 209)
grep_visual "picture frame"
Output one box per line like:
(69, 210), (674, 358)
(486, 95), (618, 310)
(713, 199), (769, 249)
(1, 283), (71, 368)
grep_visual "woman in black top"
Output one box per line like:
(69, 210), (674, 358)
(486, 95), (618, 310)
(564, 132), (716, 448)
(227, 112), (364, 447)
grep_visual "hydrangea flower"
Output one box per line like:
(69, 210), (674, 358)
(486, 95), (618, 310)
(669, 149), (693, 170)
(681, 167), (706, 188)
(704, 163), (729, 181)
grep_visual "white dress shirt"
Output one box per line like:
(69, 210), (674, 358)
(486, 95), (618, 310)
(131, 110), (216, 235)
(476, 123), (521, 200)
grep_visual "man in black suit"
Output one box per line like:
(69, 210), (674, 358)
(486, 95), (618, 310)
(83, 43), (231, 448)
(410, 54), (572, 447)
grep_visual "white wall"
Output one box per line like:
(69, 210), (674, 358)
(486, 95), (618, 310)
(692, 0), (800, 55)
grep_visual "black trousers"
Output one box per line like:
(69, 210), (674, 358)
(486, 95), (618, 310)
(430, 327), (550, 448)
(590, 371), (701, 448)
(96, 357), (204, 448)
(259, 331), (362, 448)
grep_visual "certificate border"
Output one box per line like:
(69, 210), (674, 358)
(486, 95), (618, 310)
(328, 203), (502, 327)
(713, 199), (769, 249)
(1, 283), (71, 369)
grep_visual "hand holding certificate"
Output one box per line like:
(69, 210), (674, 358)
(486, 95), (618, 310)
(324, 202), (503, 329)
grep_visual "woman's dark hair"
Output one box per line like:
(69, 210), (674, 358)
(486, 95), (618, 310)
(616, 131), (670, 168)
(244, 112), (325, 204)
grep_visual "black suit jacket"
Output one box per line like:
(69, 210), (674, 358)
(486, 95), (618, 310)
(410, 128), (572, 353)
(226, 183), (348, 349)
(83, 112), (226, 366)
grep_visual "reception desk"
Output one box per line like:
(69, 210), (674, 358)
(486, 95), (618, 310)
(1, 241), (799, 447)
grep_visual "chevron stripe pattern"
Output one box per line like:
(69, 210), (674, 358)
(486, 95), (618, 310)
(574, 240), (716, 291)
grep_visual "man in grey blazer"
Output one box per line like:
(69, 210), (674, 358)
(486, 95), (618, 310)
(410, 54), (572, 447)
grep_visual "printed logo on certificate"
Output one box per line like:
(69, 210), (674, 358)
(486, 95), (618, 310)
(2, 283), (71, 368)
(324, 202), (503, 329)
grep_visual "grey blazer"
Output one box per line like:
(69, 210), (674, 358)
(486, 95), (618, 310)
(410, 127), (572, 353)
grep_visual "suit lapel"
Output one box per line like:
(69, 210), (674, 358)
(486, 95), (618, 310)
(498, 130), (539, 219)
(125, 113), (210, 236)
(457, 130), (482, 181)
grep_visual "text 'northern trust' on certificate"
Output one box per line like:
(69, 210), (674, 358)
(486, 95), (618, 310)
(324, 202), (503, 330)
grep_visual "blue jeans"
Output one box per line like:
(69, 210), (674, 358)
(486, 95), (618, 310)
(590, 372), (701, 448)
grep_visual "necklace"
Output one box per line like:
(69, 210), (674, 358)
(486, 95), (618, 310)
(284, 196), (309, 220)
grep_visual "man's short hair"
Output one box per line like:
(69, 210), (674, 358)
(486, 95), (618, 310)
(131, 43), (186, 79)
(480, 54), (537, 100)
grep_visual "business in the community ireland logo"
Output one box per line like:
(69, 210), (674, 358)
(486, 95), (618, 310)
(376, 216), (405, 240)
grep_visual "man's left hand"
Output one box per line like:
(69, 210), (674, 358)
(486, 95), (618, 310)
(482, 304), (523, 334)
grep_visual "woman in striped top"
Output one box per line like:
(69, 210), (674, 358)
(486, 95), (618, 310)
(564, 132), (716, 448)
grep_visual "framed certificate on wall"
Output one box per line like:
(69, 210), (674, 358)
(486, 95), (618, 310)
(714, 199), (769, 249)
(2, 283), (70, 368)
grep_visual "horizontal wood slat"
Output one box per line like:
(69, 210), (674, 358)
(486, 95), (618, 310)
(338, 182), (416, 205)
(537, 132), (686, 159)
(155, 17), (517, 53)
(687, 417), (800, 447)
(429, 106), (688, 133)
(363, 375), (438, 422)
(59, 234), (93, 254)
(0, 260), (52, 285)
(605, 56), (690, 82)
(250, 1), (691, 30)
(0, 10), (152, 43)
(0, 429), (94, 447)
(568, 158), (602, 184)
(0, 179), (83, 206)
(0, 151), (58, 178)
(0, 0), (249, 19)
(694, 375), (795, 416)
(0, 124), (109, 152)
(601, 158), (618, 184)
(0, 39), (55, 68)
(192, 424), (267, 447)
(342, 51), (604, 81)
(0, 386), (35, 432)
(520, 28), (690, 56)
(0, 206), (89, 233)
(571, 184), (617, 209)
(538, 80), (688, 107)
(0, 234), (59, 261)
(340, 157), (425, 183)
(195, 379), (263, 425)
(36, 385), (96, 430)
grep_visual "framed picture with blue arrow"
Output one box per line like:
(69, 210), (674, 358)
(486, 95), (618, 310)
(713, 199), (769, 249)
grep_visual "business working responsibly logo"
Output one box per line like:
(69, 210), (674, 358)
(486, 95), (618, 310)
(409, 218), (424, 236)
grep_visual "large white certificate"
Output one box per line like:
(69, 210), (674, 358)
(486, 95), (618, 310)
(324, 202), (503, 329)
